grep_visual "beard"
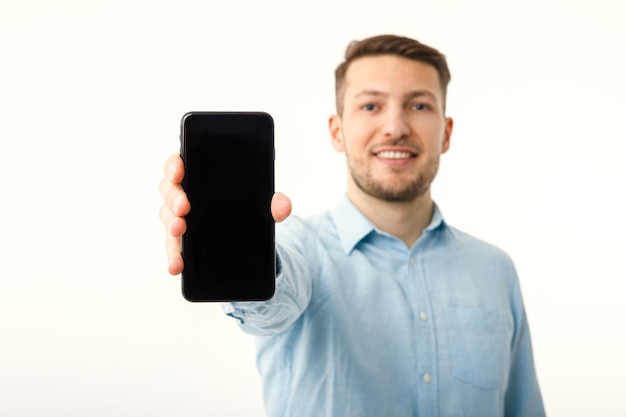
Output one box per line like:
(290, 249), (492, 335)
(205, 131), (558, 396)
(347, 154), (440, 203)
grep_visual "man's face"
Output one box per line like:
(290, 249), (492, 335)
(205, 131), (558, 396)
(330, 55), (452, 203)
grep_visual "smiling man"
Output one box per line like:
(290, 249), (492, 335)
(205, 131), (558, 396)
(329, 51), (453, 247)
(159, 34), (545, 417)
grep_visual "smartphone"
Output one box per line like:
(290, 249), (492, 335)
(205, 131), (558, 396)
(179, 111), (275, 302)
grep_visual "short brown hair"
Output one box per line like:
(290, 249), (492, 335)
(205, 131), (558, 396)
(334, 34), (451, 115)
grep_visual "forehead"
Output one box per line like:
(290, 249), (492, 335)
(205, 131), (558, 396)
(344, 55), (442, 98)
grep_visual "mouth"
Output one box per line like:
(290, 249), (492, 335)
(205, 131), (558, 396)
(374, 150), (417, 159)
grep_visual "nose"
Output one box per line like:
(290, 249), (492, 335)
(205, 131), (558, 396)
(381, 109), (410, 139)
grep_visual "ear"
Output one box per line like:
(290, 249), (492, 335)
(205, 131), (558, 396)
(441, 117), (453, 154)
(329, 114), (345, 152)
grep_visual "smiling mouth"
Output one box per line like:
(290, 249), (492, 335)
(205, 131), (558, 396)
(375, 151), (416, 159)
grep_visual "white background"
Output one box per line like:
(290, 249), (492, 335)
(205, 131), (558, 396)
(1, 0), (625, 416)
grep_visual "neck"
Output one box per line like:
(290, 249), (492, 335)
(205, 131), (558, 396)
(347, 187), (434, 248)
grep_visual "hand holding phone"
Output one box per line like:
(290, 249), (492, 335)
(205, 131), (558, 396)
(160, 156), (292, 276)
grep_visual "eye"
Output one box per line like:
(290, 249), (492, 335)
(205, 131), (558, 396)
(412, 103), (429, 111)
(362, 103), (378, 111)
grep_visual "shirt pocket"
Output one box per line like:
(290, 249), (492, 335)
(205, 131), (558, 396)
(447, 306), (512, 390)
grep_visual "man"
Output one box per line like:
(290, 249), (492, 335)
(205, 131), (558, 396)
(159, 34), (545, 416)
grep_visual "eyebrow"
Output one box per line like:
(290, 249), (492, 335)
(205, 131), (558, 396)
(353, 89), (438, 102)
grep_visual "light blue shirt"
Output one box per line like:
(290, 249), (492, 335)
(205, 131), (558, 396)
(224, 196), (545, 417)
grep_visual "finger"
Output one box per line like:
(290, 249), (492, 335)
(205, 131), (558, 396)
(160, 202), (187, 276)
(159, 204), (188, 237)
(271, 192), (292, 223)
(162, 210), (186, 276)
(166, 233), (184, 275)
(159, 176), (191, 217)
(163, 153), (185, 184)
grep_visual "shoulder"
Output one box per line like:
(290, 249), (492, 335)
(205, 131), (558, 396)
(443, 224), (517, 272)
(437, 225), (524, 304)
(277, 211), (336, 245)
(275, 211), (342, 279)
(278, 211), (333, 233)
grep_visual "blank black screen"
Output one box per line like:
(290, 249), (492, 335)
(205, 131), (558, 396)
(180, 112), (275, 301)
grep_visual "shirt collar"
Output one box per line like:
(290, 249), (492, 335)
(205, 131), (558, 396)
(330, 194), (448, 254)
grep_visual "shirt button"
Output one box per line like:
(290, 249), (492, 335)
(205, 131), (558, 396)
(409, 257), (415, 265)
(420, 311), (428, 321)
(423, 373), (432, 384)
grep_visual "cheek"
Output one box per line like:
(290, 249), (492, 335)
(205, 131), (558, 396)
(344, 119), (375, 145)
(346, 135), (371, 157)
(417, 120), (447, 145)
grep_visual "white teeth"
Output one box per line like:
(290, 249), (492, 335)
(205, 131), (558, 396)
(377, 151), (413, 159)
